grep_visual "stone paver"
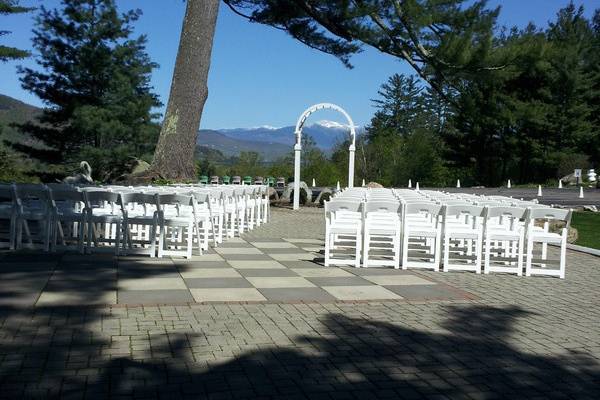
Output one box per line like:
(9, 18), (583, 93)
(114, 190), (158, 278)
(0, 207), (599, 398)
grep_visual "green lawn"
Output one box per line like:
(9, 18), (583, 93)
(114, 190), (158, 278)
(571, 212), (600, 250)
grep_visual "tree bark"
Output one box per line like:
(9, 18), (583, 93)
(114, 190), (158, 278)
(150, 0), (220, 180)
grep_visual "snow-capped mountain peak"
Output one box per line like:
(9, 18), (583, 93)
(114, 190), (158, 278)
(313, 120), (355, 129)
(250, 125), (280, 130)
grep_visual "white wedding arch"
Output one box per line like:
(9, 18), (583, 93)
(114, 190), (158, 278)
(292, 103), (356, 210)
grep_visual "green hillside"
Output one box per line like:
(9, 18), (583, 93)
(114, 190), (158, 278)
(0, 94), (41, 143)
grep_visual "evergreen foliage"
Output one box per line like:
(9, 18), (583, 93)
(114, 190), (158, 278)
(0, 0), (32, 62)
(11, 0), (160, 182)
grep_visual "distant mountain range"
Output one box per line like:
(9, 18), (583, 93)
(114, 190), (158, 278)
(198, 121), (364, 161)
(0, 93), (361, 162)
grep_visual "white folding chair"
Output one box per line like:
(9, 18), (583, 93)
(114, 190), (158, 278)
(119, 192), (159, 257)
(525, 208), (572, 279)
(324, 200), (363, 268)
(49, 188), (87, 253)
(442, 204), (486, 273)
(0, 184), (17, 250)
(14, 184), (52, 251)
(483, 206), (528, 276)
(362, 201), (402, 268)
(156, 193), (197, 259)
(190, 192), (215, 250)
(401, 202), (443, 271)
(84, 191), (123, 254)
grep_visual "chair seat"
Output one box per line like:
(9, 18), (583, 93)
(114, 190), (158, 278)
(486, 229), (522, 241)
(89, 212), (121, 220)
(18, 211), (49, 220)
(54, 210), (86, 220)
(530, 232), (562, 243)
(161, 216), (194, 226)
(366, 227), (399, 235)
(445, 227), (481, 239)
(330, 222), (361, 234)
(406, 227), (438, 238)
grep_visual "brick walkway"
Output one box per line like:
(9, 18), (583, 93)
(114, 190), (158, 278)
(1, 207), (599, 398)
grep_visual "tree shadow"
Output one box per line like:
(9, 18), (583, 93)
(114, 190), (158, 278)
(1, 250), (598, 399)
(76, 305), (599, 399)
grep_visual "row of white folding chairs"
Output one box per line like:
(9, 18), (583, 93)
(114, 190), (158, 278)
(0, 184), (270, 259)
(324, 197), (572, 278)
(85, 184), (269, 241)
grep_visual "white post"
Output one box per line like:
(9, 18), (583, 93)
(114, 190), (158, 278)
(507, 179), (511, 189)
(312, 178), (316, 187)
(293, 141), (302, 210)
(456, 179), (461, 188)
(537, 185), (542, 197)
(408, 179), (412, 188)
(336, 181), (341, 191)
(362, 179), (366, 187)
(579, 186), (584, 199)
(348, 144), (355, 188)
(558, 180), (563, 189)
(416, 182), (420, 191)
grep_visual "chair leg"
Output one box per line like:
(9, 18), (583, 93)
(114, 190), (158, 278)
(475, 234), (482, 273)
(433, 232), (442, 272)
(16, 218), (23, 249)
(354, 229), (361, 268)
(324, 230), (331, 267)
(517, 234), (524, 276)
(559, 230), (567, 279)
(525, 238), (533, 277)
(77, 220), (85, 254)
(393, 232), (401, 269)
(115, 222), (121, 256)
(401, 231), (409, 270)
(186, 223), (193, 259)
(484, 237), (491, 274)
(443, 235), (450, 272)
(541, 242), (548, 268)
(362, 230), (370, 268)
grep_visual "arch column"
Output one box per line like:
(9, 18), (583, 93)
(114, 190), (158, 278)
(293, 134), (302, 211)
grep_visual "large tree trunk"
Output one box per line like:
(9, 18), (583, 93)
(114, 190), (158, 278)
(150, 0), (220, 180)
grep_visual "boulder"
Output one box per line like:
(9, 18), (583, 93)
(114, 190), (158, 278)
(560, 173), (578, 185)
(63, 161), (93, 184)
(267, 187), (279, 201)
(315, 188), (333, 205)
(281, 181), (312, 204)
(130, 159), (151, 175)
(367, 182), (384, 188)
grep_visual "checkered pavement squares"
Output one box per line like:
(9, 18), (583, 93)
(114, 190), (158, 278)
(0, 237), (473, 306)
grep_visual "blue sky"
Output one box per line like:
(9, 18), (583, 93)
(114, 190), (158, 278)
(0, 0), (598, 129)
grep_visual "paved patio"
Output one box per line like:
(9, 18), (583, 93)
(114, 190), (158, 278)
(1, 207), (599, 399)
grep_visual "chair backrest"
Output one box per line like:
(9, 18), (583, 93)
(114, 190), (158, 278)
(15, 184), (51, 211)
(528, 207), (572, 228)
(49, 189), (86, 212)
(404, 202), (443, 216)
(84, 190), (120, 204)
(0, 184), (14, 203)
(444, 204), (486, 218)
(486, 206), (527, 220)
(157, 193), (192, 208)
(119, 192), (157, 206)
(325, 200), (363, 214)
(364, 201), (401, 215)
